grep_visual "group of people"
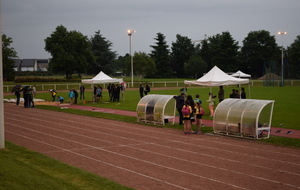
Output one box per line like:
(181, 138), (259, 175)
(106, 83), (126, 102)
(174, 93), (205, 135)
(174, 85), (247, 135)
(14, 85), (36, 108)
(139, 82), (151, 98)
(49, 88), (80, 105)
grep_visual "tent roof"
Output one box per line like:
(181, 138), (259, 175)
(184, 66), (249, 86)
(81, 71), (123, 84)
(231, 70), (251, 78)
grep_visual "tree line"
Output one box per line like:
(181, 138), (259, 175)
(3, 25), (300, 81)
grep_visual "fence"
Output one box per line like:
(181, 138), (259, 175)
(3, 80), (300, 93)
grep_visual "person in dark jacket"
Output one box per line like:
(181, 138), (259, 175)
(139, 83), (144, 98)
(80, 84), (85, 100)
(144, 82), (150, 95)
(173, 93), (186, 125)
(15, 88), (21, 106)
(73, 89), (78, 104)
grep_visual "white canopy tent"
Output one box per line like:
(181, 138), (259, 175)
(81, 71), (123, 84)
(81, 71), (124, 101)
(231, 70), (251, 78)
(184, 66), (250, 97)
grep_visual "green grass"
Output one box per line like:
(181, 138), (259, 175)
(0, 141), (134, 190)
(4, 85), (300, 130)
(2, 85), (300, 189)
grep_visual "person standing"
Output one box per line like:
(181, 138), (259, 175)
(194, 102), (203, 134)
(68, 90), (75, 104)
(182, 100), (192, 135)
(73, 89), (78, 104)
(173, 93), (185, 125)
(80, 84), (85, 100)
(96, 85), (102, 102)
(32, 85), (37, 98)
(229, 89), (236, 98)
(107, 83), (112, 100)
(180, 85), (187, 96)
(15, 88), (21, 106)
(218, 86), (224, 103)
(194, 94), (202, 105)
(241, 87), (246, 99)
(139, 83), (144, 98)
(207, 93), (215, 117)
(144, 82), (150, 95)
(93, 86), (97, 102)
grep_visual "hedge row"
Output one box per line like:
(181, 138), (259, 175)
(14, 77), (82, 83)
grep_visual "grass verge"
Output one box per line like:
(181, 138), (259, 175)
(0, 141), (134, 190)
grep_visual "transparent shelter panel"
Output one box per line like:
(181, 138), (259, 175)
(214, 99), (238, 132)
(227, 100), (253, 133)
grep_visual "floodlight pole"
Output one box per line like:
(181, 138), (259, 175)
(278, 31), (286, 87)
(128, 29), (135, 88)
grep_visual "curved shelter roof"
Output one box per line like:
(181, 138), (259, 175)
(213, 98), (275, 139)
(184, 66), (249, 86)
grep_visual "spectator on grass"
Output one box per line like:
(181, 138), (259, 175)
(80, 84), (85, 100)
(207, 93), (215, 116)
(173, 93), (185, 125)
(180, 85), (187, 96)
(229, 89), (236, 98)
(241, 87), (246, 99)
(218, 86), (224, 103)
(68, 90), (75, 104)
(14, 88), (21, 106)
(139, 83), (144, 98)
(32, 85), (37, 98)
(73, 89), (78, 104)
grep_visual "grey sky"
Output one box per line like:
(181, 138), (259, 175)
(3, 0), (300, 59)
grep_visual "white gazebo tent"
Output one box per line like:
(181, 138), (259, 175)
(231, 70), (251, 78)
(184, 66), (249, 92)
(82, 71), (123, 84)
(81, 71), (123, 101)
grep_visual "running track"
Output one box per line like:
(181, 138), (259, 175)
(4, 103), (300, 190)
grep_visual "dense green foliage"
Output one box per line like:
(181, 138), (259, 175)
(88, 31), (117, 75)
(241, 30), (280, 78)
(287, 35), (300, 79)
(2, 34), (17, 81)
(44, 25), (95, 79)
(150, 33), (172, 78)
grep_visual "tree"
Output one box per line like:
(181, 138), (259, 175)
(287, 35), (300, 79)
(150, 33), (172, 78)
(208, 31), (240, 72)
(171, 34), (195, 78)
(127, 52), (156, 80)
(185, 54), (207, 78)
(241, 30), (279, 78)
(44, 25), (95, 79)
(2, 34), (17, 81)
(88, 30), (117, 75)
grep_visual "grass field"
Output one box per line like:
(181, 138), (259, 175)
(5, 84), (299, 130)
(2, 83), (300, 189)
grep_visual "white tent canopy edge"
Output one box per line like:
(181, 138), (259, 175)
(81, 71), (123, 84)
(184, 66), (251, 98)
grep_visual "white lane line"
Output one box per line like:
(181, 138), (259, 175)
(6, 117), (300, 189)
(5, 130), (191, 190)
(6, 113), (300, 177)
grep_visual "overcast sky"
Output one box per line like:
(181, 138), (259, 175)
(3, 0), (300, 59)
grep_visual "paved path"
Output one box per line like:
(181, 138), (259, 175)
(52, 103), (300, 139)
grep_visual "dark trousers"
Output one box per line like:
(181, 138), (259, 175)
(80, 92), (84, 100)
(177, 108), (183, 125)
